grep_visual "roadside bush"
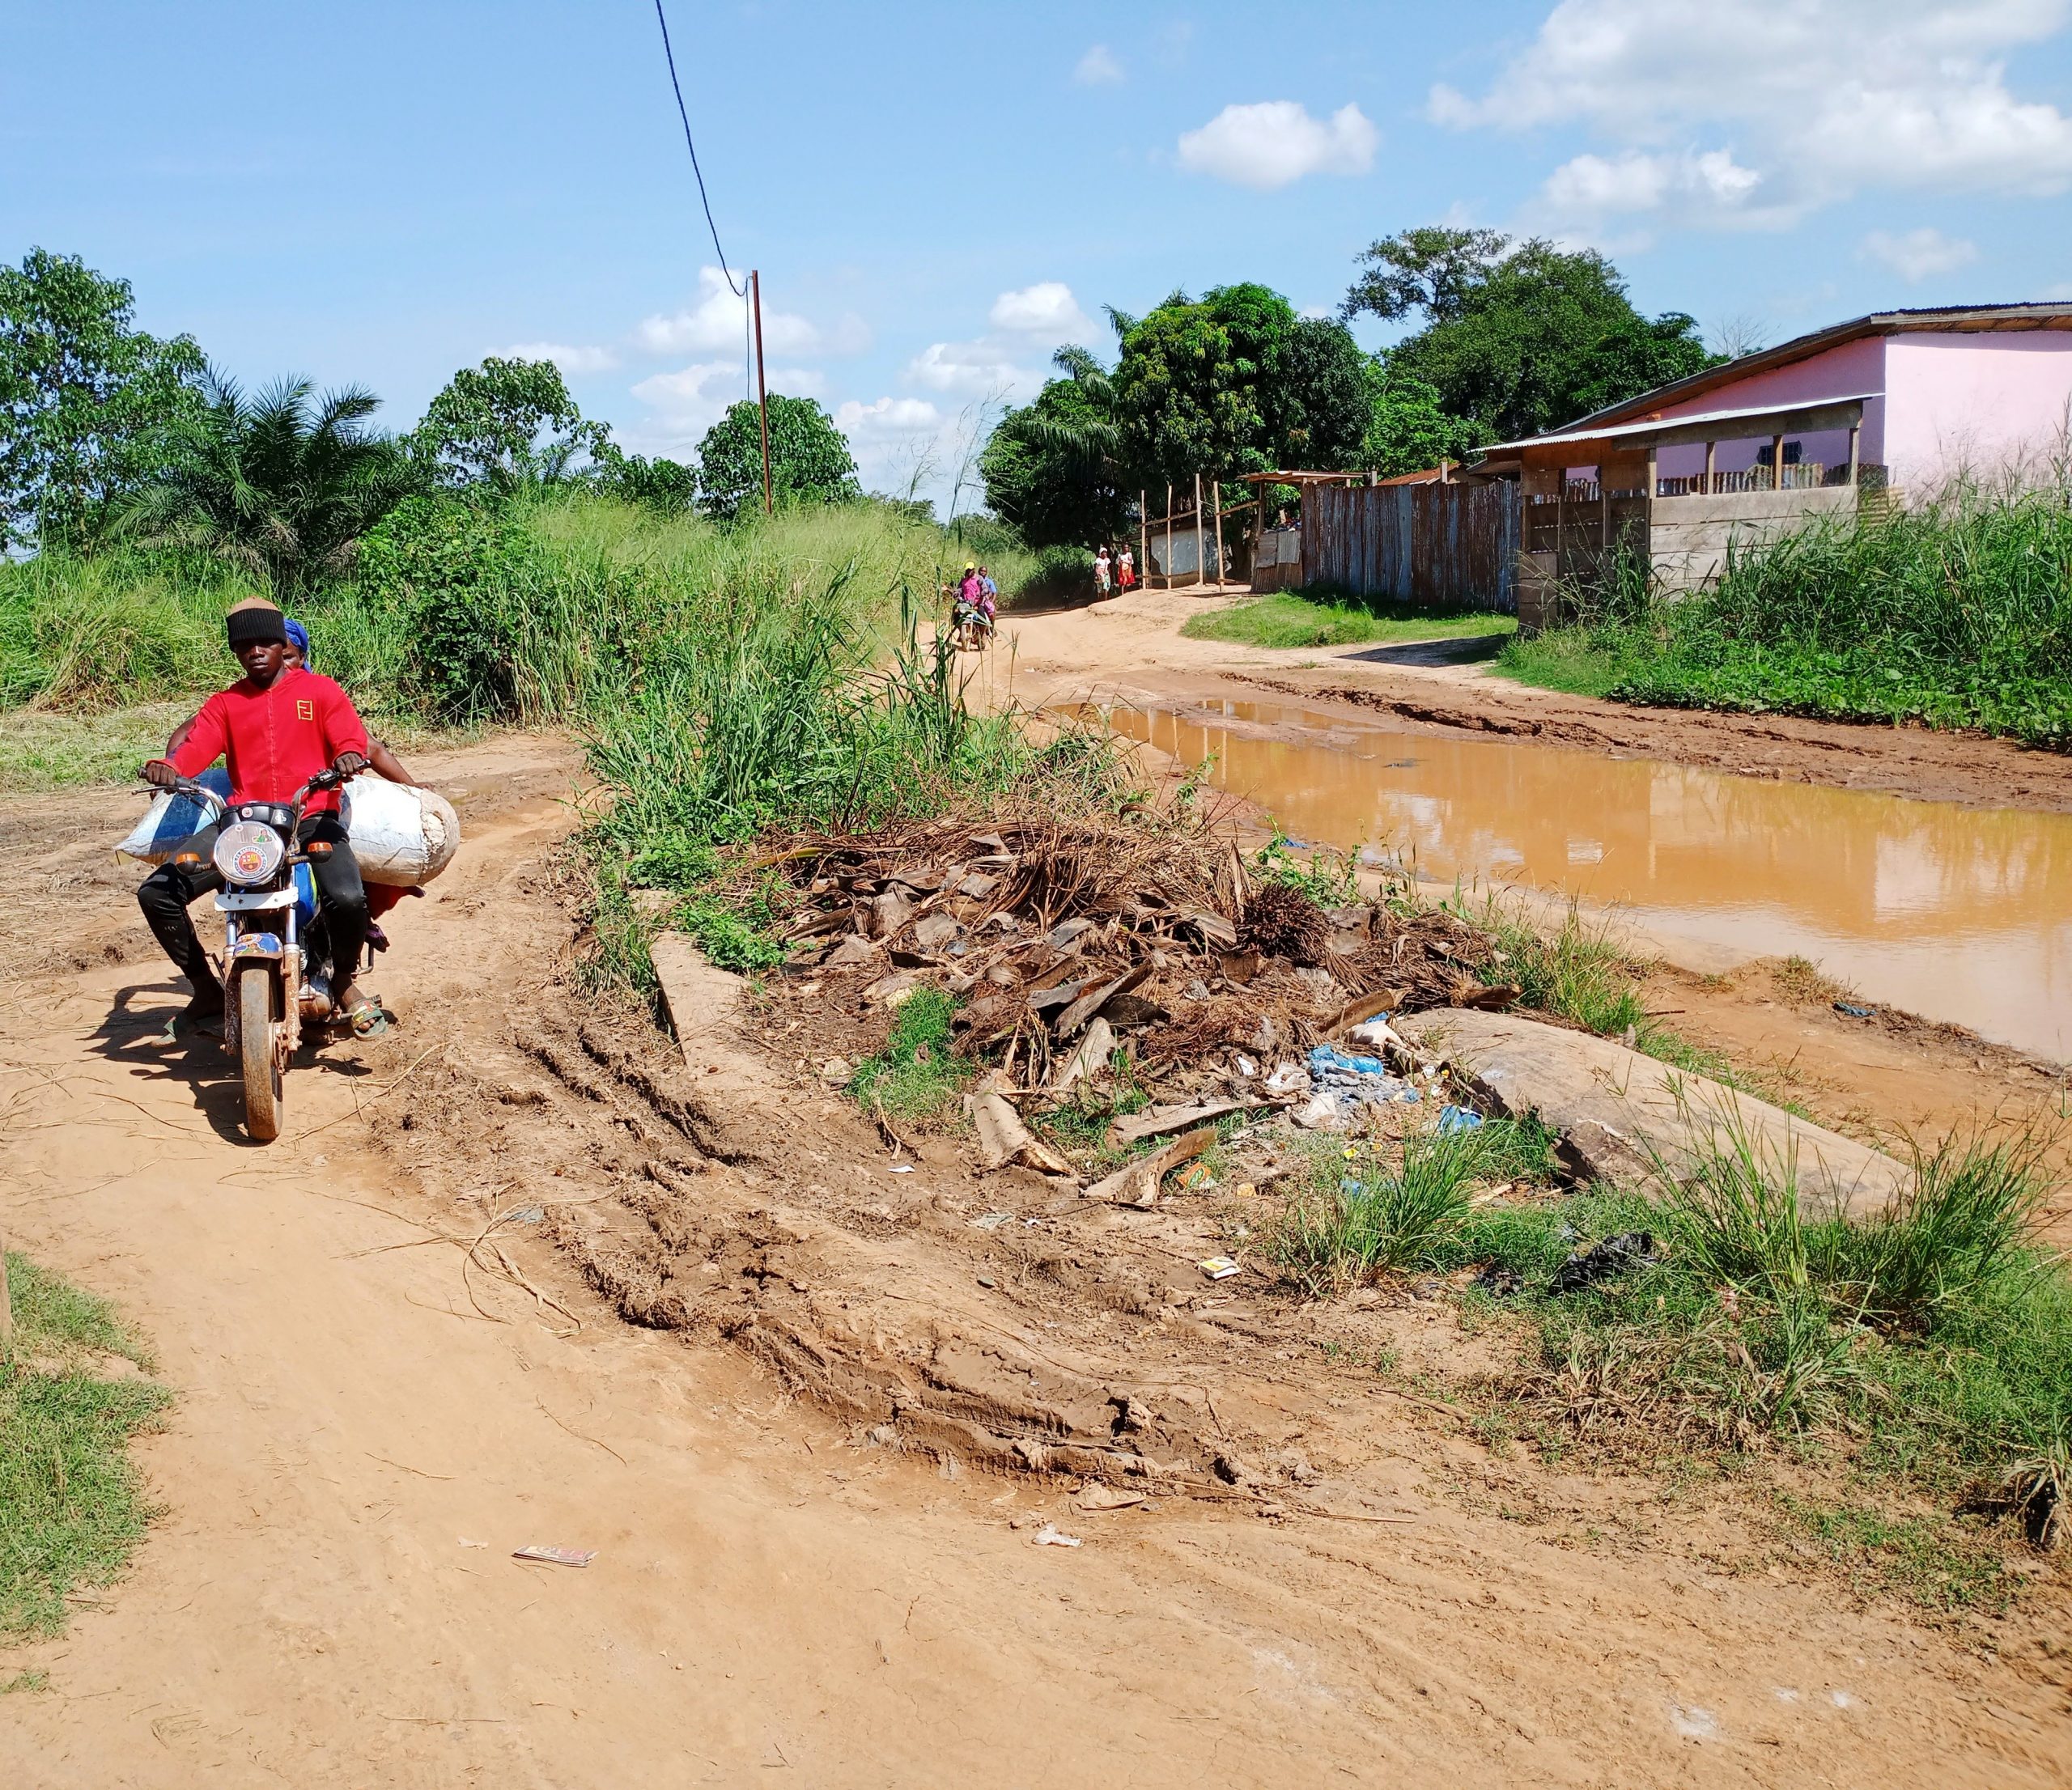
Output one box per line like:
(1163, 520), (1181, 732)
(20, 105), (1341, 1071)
(1276, 1118), (1554, 1291)
(1493, 1120), (2072, 1546)
(357, 496), (541, 723)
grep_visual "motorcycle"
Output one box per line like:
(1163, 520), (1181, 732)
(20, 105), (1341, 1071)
(156, 766), (354, 1142)
(951, 596), (995, 651)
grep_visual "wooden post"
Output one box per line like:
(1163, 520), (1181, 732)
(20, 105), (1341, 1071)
(1139, 491), (1149, 596)
(1164, 483), (1174, 592)
(1771, 433), (1785, 491)
(1703, 440), (1717, 495)
(1209, 477), (1225, 590)
(751, 270), (771, 517)
(1555, 470), (1566, 581)
(1192, 473), (1205, 592)
(1645, 443), (1658, 574)
(1846, 421), (1862, 486)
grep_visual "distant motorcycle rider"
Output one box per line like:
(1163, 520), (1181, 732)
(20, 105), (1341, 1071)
(136, 598), (377, 1032)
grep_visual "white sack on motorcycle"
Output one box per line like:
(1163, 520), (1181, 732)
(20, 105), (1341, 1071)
(117, 772), (461, 889)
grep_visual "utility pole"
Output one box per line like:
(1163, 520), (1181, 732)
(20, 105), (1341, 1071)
(752, 269), (771, 516)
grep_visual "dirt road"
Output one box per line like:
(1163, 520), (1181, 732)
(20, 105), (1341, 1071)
(2, 735), (2069, 1787)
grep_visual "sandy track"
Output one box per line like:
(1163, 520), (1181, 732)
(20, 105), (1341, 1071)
(2, 735), (2069, 1787)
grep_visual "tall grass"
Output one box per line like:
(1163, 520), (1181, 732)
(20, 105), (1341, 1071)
(1499, 477), (2072, 744)
(0, 550), (256, 710)
(1275, 1117), (1557, 1292)
(1, 491), (1054, 752)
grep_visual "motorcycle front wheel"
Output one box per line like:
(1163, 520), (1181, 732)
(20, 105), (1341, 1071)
(238, 969), (282, 1142)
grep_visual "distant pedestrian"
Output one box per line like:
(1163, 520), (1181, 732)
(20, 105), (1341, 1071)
(1117, 545), (1136, 592)
(1094, 544), (1112, 597)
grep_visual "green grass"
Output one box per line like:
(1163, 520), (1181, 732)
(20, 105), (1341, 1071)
(0, 700), (199, 794)
(1448, 1123), (2072, 1567)
(1180, 592), (1516, 651)
(1274, 1116), (1558, 1292)
(1492, 626), (1648, 699)
(848, 987), (972, 1126)
(1773, 1494), (2015, 1613)
(2, 1253), (172, 1638)
(0, 491), (1061, 791)
(1497, 480), (2072, 746)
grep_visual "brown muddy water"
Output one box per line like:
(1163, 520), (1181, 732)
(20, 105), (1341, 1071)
(1100, 698), (2072, 1064)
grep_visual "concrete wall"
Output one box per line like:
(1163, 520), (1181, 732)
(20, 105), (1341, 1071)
(1650, 486), (1858, 590)
(1886, 332), (2072, 487)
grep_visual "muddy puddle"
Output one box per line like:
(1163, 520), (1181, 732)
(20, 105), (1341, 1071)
(1098, 698), (2072, 1063)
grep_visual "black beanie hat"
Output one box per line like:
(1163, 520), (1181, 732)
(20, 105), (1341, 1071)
(225, 600), (287, 648)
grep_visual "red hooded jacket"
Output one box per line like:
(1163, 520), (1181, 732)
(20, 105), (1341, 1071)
(166, 672), (371, 817)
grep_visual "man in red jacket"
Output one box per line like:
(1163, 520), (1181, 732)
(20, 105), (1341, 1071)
(138, 599), (376, 1030)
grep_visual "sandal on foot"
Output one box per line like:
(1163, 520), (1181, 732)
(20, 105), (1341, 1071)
(343, 995), (394, 1038)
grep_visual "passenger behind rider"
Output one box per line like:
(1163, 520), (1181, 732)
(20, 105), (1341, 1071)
(137, 599), (378, 1033)
(976, 566), (999, 623)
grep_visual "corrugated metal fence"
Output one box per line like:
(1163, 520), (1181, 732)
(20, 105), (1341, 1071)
(1301, 481), (1520, 613)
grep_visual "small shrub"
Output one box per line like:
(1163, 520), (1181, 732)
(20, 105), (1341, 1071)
(358, 496), (541, 723)
(1276, 1122), (1518, 1291)
(849, 988), (970, 1126)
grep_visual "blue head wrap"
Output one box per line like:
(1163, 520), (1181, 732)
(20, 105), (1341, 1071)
(283, 618), (312, 667)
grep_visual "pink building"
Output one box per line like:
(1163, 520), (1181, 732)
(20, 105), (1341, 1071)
(1587, 302), (2072, 486)
(1471, 302), (2072, 622)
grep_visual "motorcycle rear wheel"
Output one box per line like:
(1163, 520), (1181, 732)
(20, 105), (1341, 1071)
(238, 970), (282, 1142)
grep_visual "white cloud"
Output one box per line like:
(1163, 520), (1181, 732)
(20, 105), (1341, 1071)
(987, 281), (1098, 342)
(1861, 226), (1980, 281)
(1536, 146), (1793, 237)
(906, 339), (1042, 401)
(490, 341), (619, 375)
(1176, 100), (1378, 190)
(628, 359), (823, 449)
(832, 396), (976, 504)
(634, 267), (869, 358)
(835, 396), (944, 435)
(1434, 0), (2072, 231)
(1074, 44), (1123, 85)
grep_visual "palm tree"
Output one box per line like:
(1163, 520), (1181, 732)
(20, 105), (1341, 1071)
(1000, 345), (1125, 473)
(119, 369), (418, 597)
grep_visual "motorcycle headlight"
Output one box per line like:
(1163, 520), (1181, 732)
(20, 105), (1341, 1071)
(212, 820), (286, 886)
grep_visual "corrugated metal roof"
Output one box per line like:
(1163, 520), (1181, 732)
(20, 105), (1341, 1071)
(1479, 392), (1882, 456)
(1544, 302), (2072, 439)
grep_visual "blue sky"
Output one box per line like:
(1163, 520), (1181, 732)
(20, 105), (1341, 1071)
(7, 1), (2072, 507)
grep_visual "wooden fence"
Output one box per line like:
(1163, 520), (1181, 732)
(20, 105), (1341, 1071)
(1301, 480), (1521, 613)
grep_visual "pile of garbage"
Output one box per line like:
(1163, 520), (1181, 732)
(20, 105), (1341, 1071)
(764, 812), (1521, 1172)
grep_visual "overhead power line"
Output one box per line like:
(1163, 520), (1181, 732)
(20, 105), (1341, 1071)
(652, 0), (746, 300)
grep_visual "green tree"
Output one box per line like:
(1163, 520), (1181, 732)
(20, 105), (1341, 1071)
(1359, 366), (1477, 476)
(1110, 286), (1373, 483)
(411, 355), (612, 494)
(0, 248), (207, 550)
(592, 443), (698, 513)
(1344, 227), (1716, 443)
(117, 371), (418, 598)
(980, 347), (1132, 548)
(1272, 316), (1377, 469)
(695, 395), (858, 520)
(1112, 284), (1286, 483)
